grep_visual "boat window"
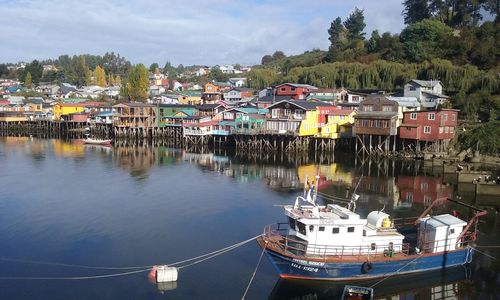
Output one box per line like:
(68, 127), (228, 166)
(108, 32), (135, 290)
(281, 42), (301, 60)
(332, 227), (339, 234)
(347, 227), (355, 233)
(449, 229), (455, 235)
(309, 225), (314, 232)
(288, 217), (296, 230)
(389, 242), (393, 250)
(297, 222), (306, 235)
(319, 226), (325, 232)
(371, 243), (376, 250)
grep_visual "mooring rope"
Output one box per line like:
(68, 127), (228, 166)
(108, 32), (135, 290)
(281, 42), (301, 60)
(0, 234), (262, 280)
(241, 244), (266, 300)
(0, 268), (151, 280)
(469, 246), (498, 261)
(316, 191), (351, 203)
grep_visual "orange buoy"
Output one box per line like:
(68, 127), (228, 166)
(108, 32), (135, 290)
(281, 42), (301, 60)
(148, 266), (158, 283)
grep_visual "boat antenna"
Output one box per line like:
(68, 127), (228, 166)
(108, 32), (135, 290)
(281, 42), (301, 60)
(348, 175), (363, 212)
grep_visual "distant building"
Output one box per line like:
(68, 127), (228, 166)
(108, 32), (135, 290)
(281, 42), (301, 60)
(404, 80), (449, 109)
(275, 83), (318, 100)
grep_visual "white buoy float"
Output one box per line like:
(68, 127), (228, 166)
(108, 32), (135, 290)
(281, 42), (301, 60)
(149, 265), (178, 283)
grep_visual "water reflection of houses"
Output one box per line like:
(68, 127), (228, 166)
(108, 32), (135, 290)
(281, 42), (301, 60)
(356, 176), (398, 208)
(113, 145), (157, 179)
(395, 176), (453, 209)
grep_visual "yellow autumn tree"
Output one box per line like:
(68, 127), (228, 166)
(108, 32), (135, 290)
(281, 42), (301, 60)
(94, 65), (107, 87)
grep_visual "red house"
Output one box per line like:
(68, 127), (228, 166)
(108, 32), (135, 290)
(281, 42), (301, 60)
(317, 105), (338, 126)
(396, 176), (453, 208)
(399, 109), (458, 142)
(275, 83), (317, 100)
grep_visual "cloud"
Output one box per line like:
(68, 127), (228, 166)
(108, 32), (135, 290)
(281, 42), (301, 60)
(0, 0), (405, 66)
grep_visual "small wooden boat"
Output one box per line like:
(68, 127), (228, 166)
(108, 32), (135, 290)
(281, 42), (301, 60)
(82, 138), (112, 146)
(341, 285), (373, 300)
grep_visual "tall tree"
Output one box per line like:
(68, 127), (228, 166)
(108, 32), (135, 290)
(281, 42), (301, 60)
(402, 0), (431, 24)
(20, 60), (43, 84)
(326, 17), (347, 62)
(24, 72), (32, 89)
(343, 7), (366, 41)
(261, 55), (273, 65)
(126, 64), (149, 102)
(75, 55), (87, 87)
(367, 30), (381, 52)
(95, 65), (107, 87)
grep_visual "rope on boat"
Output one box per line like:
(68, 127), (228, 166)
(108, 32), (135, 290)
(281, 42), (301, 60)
(469, 246), (498, 261)
(241, 244), (266, 300)
(0, 268), (151, 280)
(369, 256), (421, 288)
(316, 191), (351, 203)
(0, 234), (262, 280)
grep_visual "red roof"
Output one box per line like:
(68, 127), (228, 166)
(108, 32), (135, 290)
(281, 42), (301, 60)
(327, 109), (354, 116)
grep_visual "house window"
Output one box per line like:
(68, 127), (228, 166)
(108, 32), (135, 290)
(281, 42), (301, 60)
(352, 96), (359, 102)
(332, 227), (339, 234)
(281, 87), (286, 92)
(445, 127), (449, 133)
(410, 113), (417, 120)
(347, 227), (355, 233)
(363, 105), (373, 112)
(428, 113), (435, 120)
(421, 182), (428, 192)
(291, 87), (296, 91)
(424, 195), (432, 206)
(272, 109), (278, 118)
(439, 127), (444, 134)
(319, 226), (325, 232)
(406, 192), (413, 202)
(443, 114), (448, 121)
(309, 225), (314, 232)
(382, 105), (392, 112)
(450, 229), (455, 235)
(424, 126), (431, 134)
(450, 127), (454, 133)
(451, 114), (456, 121)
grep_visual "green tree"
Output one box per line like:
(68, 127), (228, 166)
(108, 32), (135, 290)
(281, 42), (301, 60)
(402, 0), (431, 24)
(149, 63), (159, 72)
(126, 64), (149, 102)
(326, 17), (347, 62)
(24, 72), (32, 89)
(209, 66), (229, 82)
(0, 64), (8, 78)
(85, 66), (93, 86)
(261, 55), (273, 65)
(20, 60), (43, 84)
(367, 30), (381, 52)
(343, 7), (366, 41)
(400, 19), (454, 62)
(272, 51), (286, 60)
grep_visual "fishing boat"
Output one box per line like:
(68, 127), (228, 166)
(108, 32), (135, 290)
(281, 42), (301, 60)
(82, 137), (113, 146)
(257, 176), (486, 281)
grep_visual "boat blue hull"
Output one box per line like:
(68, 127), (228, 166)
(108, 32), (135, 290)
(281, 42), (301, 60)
(264, 247), (474, 281)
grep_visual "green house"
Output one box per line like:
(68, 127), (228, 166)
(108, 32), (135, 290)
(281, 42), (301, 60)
(156, 104), (198, 127)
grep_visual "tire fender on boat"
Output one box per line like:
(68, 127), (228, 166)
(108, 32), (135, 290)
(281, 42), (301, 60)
(361, 261), (373, 274)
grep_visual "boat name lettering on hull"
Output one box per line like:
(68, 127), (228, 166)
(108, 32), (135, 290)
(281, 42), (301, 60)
(291, 263), (319, 272)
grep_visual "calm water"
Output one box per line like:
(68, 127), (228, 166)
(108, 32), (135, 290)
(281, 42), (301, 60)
(0, 137), (498, 300)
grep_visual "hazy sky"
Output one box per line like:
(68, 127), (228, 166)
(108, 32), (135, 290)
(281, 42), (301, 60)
(0, 0), (405, 66)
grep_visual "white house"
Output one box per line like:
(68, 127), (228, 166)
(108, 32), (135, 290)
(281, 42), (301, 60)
(228, 77), (247, 87)
(404, 80), (449, 109)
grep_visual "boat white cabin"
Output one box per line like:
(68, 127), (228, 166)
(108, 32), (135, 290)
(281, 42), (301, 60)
(416, 214), (467, 253)
(285, 198), (404, 256)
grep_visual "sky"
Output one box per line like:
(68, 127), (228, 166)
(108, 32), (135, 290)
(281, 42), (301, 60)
(0, 0), (406, 66)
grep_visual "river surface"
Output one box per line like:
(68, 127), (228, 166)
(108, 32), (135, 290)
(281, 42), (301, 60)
(0, 137), (498, 300)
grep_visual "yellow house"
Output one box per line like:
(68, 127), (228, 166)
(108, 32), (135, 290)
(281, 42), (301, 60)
(298, 109), (320, 136)
(53, 103), (86, 121)
(318, 109), (356, 139)
(178, 90), (202, 105)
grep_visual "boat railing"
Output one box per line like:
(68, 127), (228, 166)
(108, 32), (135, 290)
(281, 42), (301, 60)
(263, 223), (411, 261)
(417, 233), (476, 254)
